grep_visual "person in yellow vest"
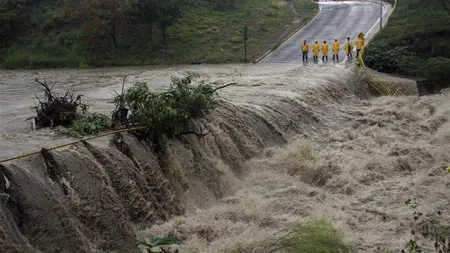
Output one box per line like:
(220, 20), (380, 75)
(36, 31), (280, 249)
(321, 40), (329, 61)
(344, 36), (353, 59)
(301, 40), (309, 62)
(332, 38), (340, 61)
(356, 33), (365, 58)
(313, 40), (320, 62)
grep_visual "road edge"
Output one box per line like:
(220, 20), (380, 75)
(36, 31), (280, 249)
(253, 6), (321, 64)
(338, 0), (392, 65)
(256, 0), (393, 64)
(358, 0), (396, 67)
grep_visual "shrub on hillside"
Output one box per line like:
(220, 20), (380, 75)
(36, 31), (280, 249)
(202, 0), (236, 10)
(396, 55), (425, 76)
(422, 57), (450, 87)
(363, 40), (410, 73)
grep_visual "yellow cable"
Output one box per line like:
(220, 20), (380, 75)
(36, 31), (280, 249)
(0, 126), (147, 164)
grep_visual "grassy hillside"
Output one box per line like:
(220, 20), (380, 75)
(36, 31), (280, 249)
(0, 0), (318, 69)
(364, 0), (450, 87)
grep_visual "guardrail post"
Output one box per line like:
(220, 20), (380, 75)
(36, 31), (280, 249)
(380, 0), (383, 30)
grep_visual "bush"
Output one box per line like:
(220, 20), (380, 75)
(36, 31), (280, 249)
(403, 197), (450, 253)
(69, 113), (110, 138)
(114, 76), (220, 139)
(363, 40), (411, 73)
(269, 220), (353, 253)
(422, 57), (450, 86)
(137, 236), (183, 253)
(396, 55), (425, 76)
(361, 0), (450, 77)
(203, 0), (236, 10)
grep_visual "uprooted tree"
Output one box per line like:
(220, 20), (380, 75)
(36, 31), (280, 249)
(112, 76), (234, 151)
(32, 75), (232, 144)
(33, 78), (88, 128)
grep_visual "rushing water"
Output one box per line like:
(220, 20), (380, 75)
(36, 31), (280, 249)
(0, 63), (449, 253)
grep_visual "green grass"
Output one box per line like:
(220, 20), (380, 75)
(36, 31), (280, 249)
(271, 220), (353, 253)
(293, 0), (319, 21)
(364, 0), (450, 81)
(68, 113), (110, 138)
(0, 0), (318, 69)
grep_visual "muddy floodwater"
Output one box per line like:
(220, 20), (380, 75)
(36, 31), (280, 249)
(0, 63), (449, 253)
(0, 63), (355, 158)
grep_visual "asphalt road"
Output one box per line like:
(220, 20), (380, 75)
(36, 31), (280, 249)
(261, 1), (391, 63)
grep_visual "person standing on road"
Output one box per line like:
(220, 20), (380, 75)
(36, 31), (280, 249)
(332, 38), (340, 61)
(301, 40), (309, 62)
(313, 40), (320, 62)
(356, 32), (365, 58)
(321, 40), (329, 61)
(345, 36), (353, 59)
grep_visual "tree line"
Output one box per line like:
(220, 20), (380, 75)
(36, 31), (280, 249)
(0, 0), (237, 59)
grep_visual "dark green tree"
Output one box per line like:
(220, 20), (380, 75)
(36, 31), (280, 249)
(213, 0), (235, 10)
(156, 0), (181, 43)
(435, 0), (450, 16)
(133, 0), (158, 41)
(0, 0), (26, 39)
(87, 0), (124, 49)
(421, 0), (450, 16)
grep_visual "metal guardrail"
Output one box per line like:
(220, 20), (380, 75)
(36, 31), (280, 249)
(356, 0), (404, 97)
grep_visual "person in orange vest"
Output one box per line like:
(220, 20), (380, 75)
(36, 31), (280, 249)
(332, 38), (340, 61)
(301, 40), (309, 62)
(313, 40), (320, 62)
(356, 33), (365, 57)
(321, 40), (329, 61)
(344, 36), (353, 59)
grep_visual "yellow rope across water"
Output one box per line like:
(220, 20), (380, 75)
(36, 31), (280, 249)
(0, 126), (147, 164)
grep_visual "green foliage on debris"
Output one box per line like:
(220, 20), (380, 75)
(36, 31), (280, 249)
(269, 220), (353, 253)
(68, 113), (110, 138)
(108, 236), (183, 253)
(114, 76), (219, 139)
(137, 236), (184, 253)
(403, 197), (450, 253)
(33, 78), (88, 129)
(364, 0), (450, 87)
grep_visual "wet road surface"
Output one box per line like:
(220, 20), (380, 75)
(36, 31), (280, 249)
(261, 1), (391, 63)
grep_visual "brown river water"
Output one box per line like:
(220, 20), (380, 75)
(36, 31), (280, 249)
(0, 63), (449, 253)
